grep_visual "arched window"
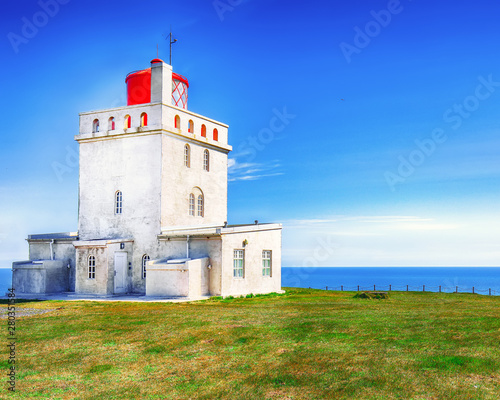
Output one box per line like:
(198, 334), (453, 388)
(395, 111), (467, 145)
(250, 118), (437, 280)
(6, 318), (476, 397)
(188, 120), (194, 133)
(88, 255), (96, 279)
(108, 117), (115, 131)
(174, 115), (180, 129)
(213, 128), (218, 141)
(140, 113), (148, 127)
(115, 191), (123, 214)
(124, 115), (131, 129)
(201, 124), (207, 138)
(184, 144), (190, 167)
(142, 254), (150, 279)
(92, 119), (99, 133)
(189, 193), (195, 216)
(197, 195), (204, 217)
(203, 149), (210, 172)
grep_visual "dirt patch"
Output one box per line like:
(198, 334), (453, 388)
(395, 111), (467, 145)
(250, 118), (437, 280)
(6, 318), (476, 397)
(0, 307), (61, 319)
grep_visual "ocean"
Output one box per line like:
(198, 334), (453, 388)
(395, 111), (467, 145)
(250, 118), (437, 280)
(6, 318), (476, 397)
(281, 267), (500, 296)
(1, 267), (499, 297)
(0, 268), (12, 296)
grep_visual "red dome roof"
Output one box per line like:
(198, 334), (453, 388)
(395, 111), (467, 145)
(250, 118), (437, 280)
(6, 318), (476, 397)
(150, 58), (164, 64)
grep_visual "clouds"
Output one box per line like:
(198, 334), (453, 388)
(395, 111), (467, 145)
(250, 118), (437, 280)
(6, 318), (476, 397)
(281, 213), (499, 267)
(228, 158), (284, 182)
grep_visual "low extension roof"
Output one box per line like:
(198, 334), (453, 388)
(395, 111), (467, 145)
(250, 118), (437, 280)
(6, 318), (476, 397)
(27, 232), (79, 241)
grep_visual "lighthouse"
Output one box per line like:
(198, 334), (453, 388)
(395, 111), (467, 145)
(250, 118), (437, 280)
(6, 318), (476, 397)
(13, 58), (283, 299)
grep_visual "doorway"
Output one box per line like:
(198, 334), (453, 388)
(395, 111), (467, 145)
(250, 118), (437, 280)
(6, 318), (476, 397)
(114, 252), (127, 294)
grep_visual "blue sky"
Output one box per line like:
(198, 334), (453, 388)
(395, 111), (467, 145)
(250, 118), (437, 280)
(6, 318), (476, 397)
(1, 0), (500, 267)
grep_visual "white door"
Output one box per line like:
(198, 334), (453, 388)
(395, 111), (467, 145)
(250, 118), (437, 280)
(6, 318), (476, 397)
(114, 252), (127, 294)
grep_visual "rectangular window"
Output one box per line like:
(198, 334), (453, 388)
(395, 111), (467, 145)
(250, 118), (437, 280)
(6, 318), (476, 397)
(115, 191), (123, 214)
(233, 249), (244, 278)
(262, 250), (272, 276)
(189, 194), (195, 216)
(88, 256), (96, 279)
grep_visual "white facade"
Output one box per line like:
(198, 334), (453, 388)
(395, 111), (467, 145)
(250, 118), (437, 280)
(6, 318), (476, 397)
(12, 58), (282, 298)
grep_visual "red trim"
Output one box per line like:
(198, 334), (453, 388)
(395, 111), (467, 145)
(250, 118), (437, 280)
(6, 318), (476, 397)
(125, 68), (150, 83)
(172, 72), (189, 88)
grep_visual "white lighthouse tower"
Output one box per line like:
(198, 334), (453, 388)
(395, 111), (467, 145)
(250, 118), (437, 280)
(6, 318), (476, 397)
(13, 58), (283, 299)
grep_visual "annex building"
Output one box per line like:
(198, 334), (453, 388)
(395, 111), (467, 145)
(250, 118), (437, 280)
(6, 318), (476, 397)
(12, 58), (282, 299)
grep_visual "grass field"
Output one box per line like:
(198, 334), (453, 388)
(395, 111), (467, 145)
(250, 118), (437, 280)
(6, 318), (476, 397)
(1, 288), (499, 399)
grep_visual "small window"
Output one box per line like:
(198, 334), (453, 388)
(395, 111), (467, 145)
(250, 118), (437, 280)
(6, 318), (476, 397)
(262, 250), (272, 277)
(189, 193), (195, 216)
(197, 195), (204, 217)
(88, 255), (96, 279)
(201, 124), (206, 138)
(124, 115), (131, 129)
(188, 120), (194, 133)
(92, 119), (99, 133)
(175, 115), (180, 129)
(184, 144), (190, 167)
(108, 117), (115, 131)
(203, 149), (209, 171)
(213, 128), (218, 141)
(140, 113), (148, 127)
(142, 254), (150, 279)
(233, 249), (244, 278)
(115, 191), (123, 214)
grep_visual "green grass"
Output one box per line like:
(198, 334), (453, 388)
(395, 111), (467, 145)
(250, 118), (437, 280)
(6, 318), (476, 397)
(1, 288), (500, 399)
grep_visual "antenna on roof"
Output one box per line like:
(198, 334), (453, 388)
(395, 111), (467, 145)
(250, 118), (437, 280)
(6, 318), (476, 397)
(168, 27), (177, 66)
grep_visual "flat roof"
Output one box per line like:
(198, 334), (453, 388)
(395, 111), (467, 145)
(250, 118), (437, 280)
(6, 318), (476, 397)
(28, 232), (78, 241)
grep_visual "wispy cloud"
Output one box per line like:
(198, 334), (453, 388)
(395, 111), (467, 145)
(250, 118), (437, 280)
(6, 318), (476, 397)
(228, 158), (284, 182)
(283, 215), (436, 227)
(281, 213), (500, 267)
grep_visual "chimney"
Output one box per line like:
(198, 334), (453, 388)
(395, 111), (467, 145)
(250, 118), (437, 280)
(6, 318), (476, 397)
(150, 59), (173, 104)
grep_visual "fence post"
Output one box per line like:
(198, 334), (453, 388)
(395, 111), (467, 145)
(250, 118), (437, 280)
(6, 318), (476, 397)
(374, 285), (376, 291)
(357, 285), (359, 291)
(456, 286), (458, 293)
(326, 286), (328, 291)
(389, 284), (391, 291)
(473, 287), (475, 294)
(341, 285), (343, 291)
(423, 285), (425, 292)
(489, 288), (491, 296)
(406, 285), (408, 292)
(439, 285), (441, 293)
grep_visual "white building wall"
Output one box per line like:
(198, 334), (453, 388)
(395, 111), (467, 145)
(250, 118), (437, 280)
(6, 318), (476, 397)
(77, 133), (162, 242)
(160, 134), (228, 228)
(220, 227), (282, 297)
